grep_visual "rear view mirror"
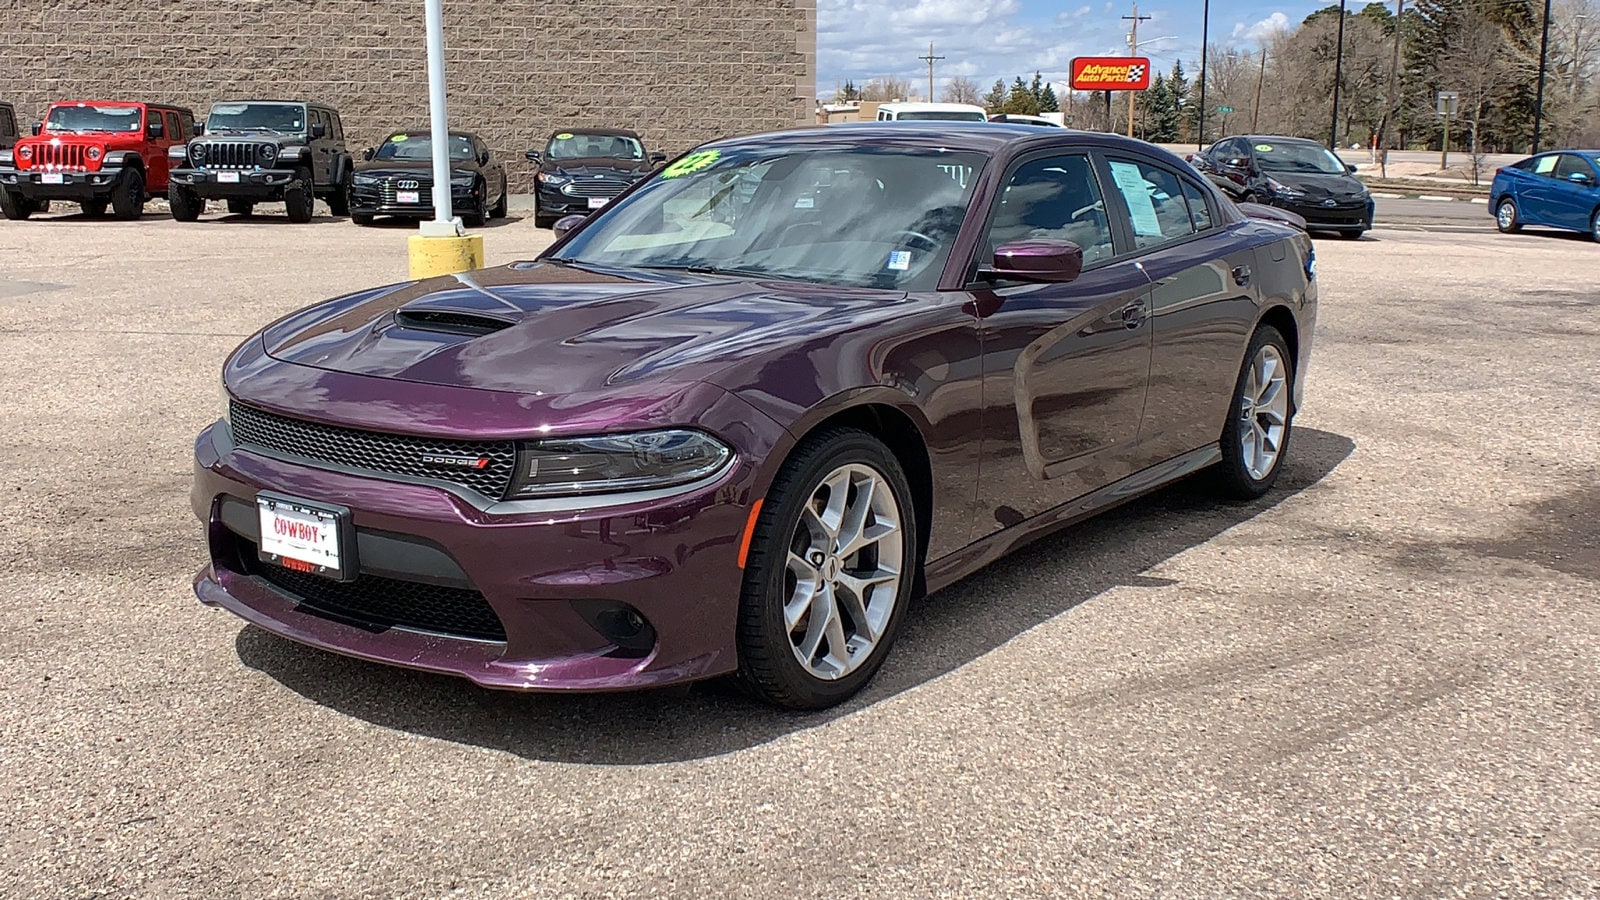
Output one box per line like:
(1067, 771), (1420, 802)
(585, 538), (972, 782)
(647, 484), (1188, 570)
(552, 214), (587, 240)
(311, 123), (327, 139)
(987, 239), (1083, 284)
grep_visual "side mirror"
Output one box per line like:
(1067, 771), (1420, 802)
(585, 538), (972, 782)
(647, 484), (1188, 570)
(194, 123), (205, 136)
(1346, 163), (1358, 174)
(147, 120), (164, 138)
(1222, 157), (1250, 170)
(361, 147), (374, 161)
(31, 122), (41, 136)
(1568, 171), (1595, 186)
(650, 151), (667, 164)
(986, 239), (1083, 284)
(525, 149), (541, 162)
(311, 123), (327, 139)
(479, 150), (490, 165)
(551, 214), (587, 239)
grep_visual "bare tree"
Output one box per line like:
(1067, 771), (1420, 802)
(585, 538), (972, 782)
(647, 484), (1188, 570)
(1438, 12), (1527, 180)
(941, 76), (982, 105)
(860, 76), (914, 102)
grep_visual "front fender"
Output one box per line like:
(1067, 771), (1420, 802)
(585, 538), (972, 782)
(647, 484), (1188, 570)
(99, 151), (143, 170)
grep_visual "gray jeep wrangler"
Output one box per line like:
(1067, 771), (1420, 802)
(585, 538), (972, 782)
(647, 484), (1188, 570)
(167, 100), (352, 223)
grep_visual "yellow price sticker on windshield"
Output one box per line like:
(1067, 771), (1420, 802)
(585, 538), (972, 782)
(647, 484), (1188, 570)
(555, 132), (574, 139)
(1254, 143), (1273, 152)
(661, 149), (721, 179)
(390, 134), (408, 142)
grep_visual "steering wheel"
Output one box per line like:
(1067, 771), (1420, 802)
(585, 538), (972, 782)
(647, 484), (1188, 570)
(888, 229), (939, 251)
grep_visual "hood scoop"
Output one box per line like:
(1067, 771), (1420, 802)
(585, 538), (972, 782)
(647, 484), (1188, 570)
(395, 309), (517, 336)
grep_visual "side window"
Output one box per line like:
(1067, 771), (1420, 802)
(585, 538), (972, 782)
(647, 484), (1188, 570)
(1533, 155), (1559, 177)
(164, 113), (180, 143)
(1106, 158), (1197, 249)
(181, 112), (196, 139)
(986, 154), (1115, 265)
(331, 113), (344, 142)
(0, 109), (13, 138)
(1180, 179), (1214, 232)
(1554, 154), (1592, 181)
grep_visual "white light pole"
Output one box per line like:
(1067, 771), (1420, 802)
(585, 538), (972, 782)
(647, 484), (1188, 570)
(421, 0), (459, 236)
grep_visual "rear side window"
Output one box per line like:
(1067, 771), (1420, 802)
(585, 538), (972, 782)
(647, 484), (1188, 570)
(1534, 155), (1559, 176)
(1106, 158), (1196, 249)
(0, 109), (14, 138)
(164, 112), (180, 141)
(1181, 179), (1213, 232)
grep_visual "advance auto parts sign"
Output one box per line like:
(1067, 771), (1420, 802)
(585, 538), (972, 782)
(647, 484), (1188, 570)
(1070, 56), (1152, 91)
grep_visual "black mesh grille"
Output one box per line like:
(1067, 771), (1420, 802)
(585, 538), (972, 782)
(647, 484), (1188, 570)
(195, 141), (275, 169)
(229, 401), (517, 500)
(244, 548), (506, 642)
(561, 176), (631, 198)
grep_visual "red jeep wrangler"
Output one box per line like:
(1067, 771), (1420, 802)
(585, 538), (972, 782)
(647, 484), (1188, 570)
(0, 100), (195, 220)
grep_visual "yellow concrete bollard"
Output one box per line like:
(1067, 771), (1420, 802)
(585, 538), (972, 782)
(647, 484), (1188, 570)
(407, 233), (485, 279)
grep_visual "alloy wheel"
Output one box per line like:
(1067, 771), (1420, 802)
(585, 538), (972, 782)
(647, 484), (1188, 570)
(1498, 201), (1516, 231)
(1238, 343), (1290, 481)
(782, 463), (904, 681)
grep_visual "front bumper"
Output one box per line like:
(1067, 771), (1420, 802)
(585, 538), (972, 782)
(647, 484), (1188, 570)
(349, 182), (477, 218)
(169, 166), (298, 199)
(0, 165), (127, 198)
(535, 183), (625, 218)
(1271, 196), (1374, 231)
(189, 369), (787, 693)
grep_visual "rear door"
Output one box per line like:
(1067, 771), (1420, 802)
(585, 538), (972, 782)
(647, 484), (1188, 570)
(1521, 153), (1565, 226)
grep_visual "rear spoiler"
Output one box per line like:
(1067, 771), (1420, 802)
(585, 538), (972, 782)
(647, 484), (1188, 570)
(1237, 201), (1307, 232)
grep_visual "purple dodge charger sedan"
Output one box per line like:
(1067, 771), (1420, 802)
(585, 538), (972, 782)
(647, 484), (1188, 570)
(192, 124), (1317, 709)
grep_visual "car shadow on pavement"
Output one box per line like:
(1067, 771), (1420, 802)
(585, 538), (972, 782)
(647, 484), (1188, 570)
(236, 426), (1355, 765)
(356, 214), (526, 229)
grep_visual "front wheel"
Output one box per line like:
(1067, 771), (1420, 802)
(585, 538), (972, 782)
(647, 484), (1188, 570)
(1496, 198), (1522, 233)
(350, 212), (375, 226)
(0, 190), (33, 220)
(1590, 208), (1600, 243)
(168, 187), (204, 222)
(1338, 228), (1364, 240)
(284, 169), (315, 223)
(736, 429), (919, 710)
(326, 178), (351, 217)
(1213, 326), (1294, 500)
(110, 170), (144, 220)
(80, 199), (108, 217)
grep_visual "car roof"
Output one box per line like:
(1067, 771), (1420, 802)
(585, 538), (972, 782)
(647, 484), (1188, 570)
(549, 127), (642, 139)
(708, 122), (1176, 157)
(43, 100), (193, 114)
(1232, 135), (1328, 147)
(879, 102), (987, 112)
(211, 100), (327, 108)
(383, 129), (480, 140)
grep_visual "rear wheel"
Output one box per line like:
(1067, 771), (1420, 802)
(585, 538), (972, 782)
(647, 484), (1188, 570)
(1495, 197), (1521, 233)
(0, 190), (33, 220)
(326, 176), (351, 217)
(80, 199), (108, 217)
(1590, 208), (1600, 242)
(284, 168), (315, 223)
(736, 428), (918, 710)
(226, 199), (255, 217)
(168, 187), (204, 222)
(110, 170), (145, 220)
(491, 186), (508, 220)
(1213, 325), (1294, 500)
(462, 181), (487, 227)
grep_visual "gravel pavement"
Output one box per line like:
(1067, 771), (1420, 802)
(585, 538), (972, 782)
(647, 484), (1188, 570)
(1, 205), (1596, 898)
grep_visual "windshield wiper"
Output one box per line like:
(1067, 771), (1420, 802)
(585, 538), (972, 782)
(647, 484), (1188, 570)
(633, 263), (771, 278)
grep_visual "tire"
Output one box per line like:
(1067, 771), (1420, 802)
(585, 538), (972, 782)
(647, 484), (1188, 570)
(284, 169), (315, 223)
(110, 169), (144, 220)
(1213, 325), (1295, 500)
(736, 428), (920, 710)
(167, 187), (204, 222)
(534, 214), (558, 229)
(1338, 228), (1364, 240)
(1495, 197), (1521, 233)
(0, 190), (33, 220)
(462, 181), (487, 227)
(80, 199), (108, 217)
(326, 177), (351, 217)
(491, 187), (508, 220)
(350, 212), (375, 226)
(227, 199), (255, 217)
(1590, 208), (1600, 243)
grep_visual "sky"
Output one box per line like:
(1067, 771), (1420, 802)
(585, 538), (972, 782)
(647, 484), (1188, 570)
(815, 0), (1340, 101)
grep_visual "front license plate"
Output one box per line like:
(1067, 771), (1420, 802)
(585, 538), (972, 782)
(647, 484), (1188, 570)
(40, 173), (64, 185)
(216, 171), (240, 183)
(257, 493), (350, 580)
(587, 196), (608, 210)
(397, 190), (421, 204)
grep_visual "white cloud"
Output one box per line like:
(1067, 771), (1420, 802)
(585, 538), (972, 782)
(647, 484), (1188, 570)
(1230, 12), (1290, 43)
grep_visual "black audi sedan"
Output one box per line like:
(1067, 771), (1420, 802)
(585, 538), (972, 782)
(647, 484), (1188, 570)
(348, 130), (509, 227)
(1192, 135), (1373, 239)
(527, 128), (665, 228)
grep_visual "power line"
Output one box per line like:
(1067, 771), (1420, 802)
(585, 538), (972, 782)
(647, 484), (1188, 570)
(918, 43), (945, 102)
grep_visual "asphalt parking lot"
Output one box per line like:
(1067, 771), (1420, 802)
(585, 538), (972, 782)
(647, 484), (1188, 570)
(2, 206), (1596, 897)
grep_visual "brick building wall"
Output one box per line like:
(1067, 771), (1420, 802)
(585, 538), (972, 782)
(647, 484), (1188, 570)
(0, 0), (817, 187)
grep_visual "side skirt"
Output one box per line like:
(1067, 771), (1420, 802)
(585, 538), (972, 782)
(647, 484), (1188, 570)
(922, 444), (1223, 596)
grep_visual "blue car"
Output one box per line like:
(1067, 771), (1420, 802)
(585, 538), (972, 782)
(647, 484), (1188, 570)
(1490, 150), (1600, 240)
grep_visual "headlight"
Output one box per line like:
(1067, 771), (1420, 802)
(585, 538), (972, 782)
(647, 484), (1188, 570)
(450, 172), (476, 187)
(190, 144), (206, 164)
(352, 173), (380, 185)
(17, 145), (32, 161)
(87, 146), (103, 161)
(506, 429), (732, 498)
(258, 143), (278, 163)
(538, 172), (570, 186)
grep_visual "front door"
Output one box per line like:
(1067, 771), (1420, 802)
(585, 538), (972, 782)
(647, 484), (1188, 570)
(970, 152), (1153, 529)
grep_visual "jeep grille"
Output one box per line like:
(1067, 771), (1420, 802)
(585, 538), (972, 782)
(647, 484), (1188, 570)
(34, 143), (89, 171)
(194, 141), (276, 169)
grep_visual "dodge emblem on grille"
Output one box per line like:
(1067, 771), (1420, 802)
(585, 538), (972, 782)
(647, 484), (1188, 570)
(420, 454), (491, 470)
(397, 179), (420, 190)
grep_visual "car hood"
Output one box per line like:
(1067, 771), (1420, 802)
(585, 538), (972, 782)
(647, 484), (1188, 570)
(543, 157), (651, 176)
(354, 159), (475, 177)
(197, 131), (306, 146)
(1263, 170), (1366, 199)
(260, 262), (907, 395)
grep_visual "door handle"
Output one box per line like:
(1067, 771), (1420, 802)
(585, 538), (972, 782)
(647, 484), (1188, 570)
(1232, 265), (1252, 287)
(1120, 302), (1146, 329)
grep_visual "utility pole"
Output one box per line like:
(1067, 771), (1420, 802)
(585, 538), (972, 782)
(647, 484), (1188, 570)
(1197, 0), (1210, 150)
(1330, 0), (1348, 148)
(1378, 0), (1405, 163)
(1252, 47), (1267, 131)
(1533, 0), (1553, 152)
(1123, 3), (1152, 137)
(918, 43), (945, 103)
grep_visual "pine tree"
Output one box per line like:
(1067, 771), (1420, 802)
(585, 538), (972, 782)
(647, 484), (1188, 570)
(1003, 77), (1042, 115)
(1040, 84), (1060, 113)
(981, 79), (1007, 112)
(1167, 61), (1190, 141)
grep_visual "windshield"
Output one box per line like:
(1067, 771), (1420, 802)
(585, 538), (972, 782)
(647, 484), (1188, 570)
(895, 111), (988, 122)
(1254, 141), (1349, 175)
(552, 145), (985, 291)
(206, 103), (305, 133)
(44, 105), (142, 134)
(546, 132), (644, 161)
(376, 134), (474, 161)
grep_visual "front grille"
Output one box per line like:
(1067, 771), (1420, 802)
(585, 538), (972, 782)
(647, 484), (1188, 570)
(243, 545), (506, 641)
(561, 176), (631, 199)
(229, 401), (518, 500)
(35, 143), (88, 170)
(379, 177), (433, 205)
(195, 141), (274, 169)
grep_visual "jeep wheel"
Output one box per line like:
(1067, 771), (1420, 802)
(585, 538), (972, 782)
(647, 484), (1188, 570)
(110, 170), (145, 221)
(226, 199), (255, 217)
(284, 168), (315, 223)
(490, 188), (508, 220)
(168, 187), (205, 222)
(0, 190), (33, 220)
(327, 179), (351, 217)
(80, 199), (108, 217)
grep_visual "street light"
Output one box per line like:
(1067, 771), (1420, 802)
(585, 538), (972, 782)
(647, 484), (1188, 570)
(1330, 0), (1348, 148)
(1533, 0), (1553, 152)
(408, 0), (483, 278)
(1197, 0), (1210, 150)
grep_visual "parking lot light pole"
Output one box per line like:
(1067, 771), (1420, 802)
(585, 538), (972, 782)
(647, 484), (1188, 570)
(407, 0), (484, 279)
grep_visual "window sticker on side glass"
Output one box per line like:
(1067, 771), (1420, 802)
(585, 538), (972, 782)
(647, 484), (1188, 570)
(1108, 160), (1163, 236)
